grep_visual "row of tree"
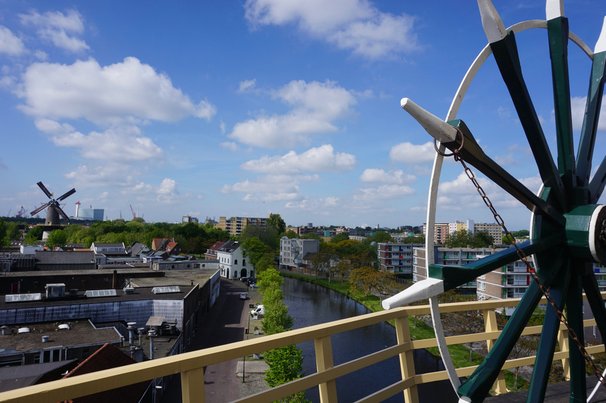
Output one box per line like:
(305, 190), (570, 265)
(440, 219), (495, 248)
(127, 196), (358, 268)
(11, 220), (230, 254)
(257, 267), (305, 402)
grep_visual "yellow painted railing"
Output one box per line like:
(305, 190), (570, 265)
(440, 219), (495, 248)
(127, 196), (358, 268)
(0, 294), (604, 403)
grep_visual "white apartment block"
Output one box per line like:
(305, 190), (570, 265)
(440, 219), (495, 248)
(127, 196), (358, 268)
(279, 237), (320, 271)
(217, 240), (254, 280)
(377, 243), (423, 276)
(216, 216), (268, 237)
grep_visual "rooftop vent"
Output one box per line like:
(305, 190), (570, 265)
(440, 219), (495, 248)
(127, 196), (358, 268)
(85, 289), (118, 298)
(57, 323), (70, 330)
(5, 293), (42, 303)
(45, 283), (66, 299)
(151, 286), (181, 294)
(17, 327), (30, 334)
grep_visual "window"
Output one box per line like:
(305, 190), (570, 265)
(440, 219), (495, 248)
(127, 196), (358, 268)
(243, 259), (246, 266)
(235, 259), (238, 265)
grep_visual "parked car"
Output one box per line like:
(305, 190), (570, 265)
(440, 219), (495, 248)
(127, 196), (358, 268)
(239, 292), (248, 300)
(250, 304), (265, 319)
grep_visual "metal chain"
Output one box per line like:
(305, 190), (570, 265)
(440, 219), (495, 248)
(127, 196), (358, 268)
(451, 149), (605, 387)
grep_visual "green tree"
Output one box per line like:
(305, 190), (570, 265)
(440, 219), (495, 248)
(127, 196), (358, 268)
(24, 226), (44, 245)
(264, 345), (304, 390)
(0, 220), (7, 247)
(46, 230), (68, 249)
(472, 231), (494, 247)
(268, 213), (286, 235)
(256, 267), (305, 400)
(348, 266), (397, 296)
(284, 230), (298, 239)
(444, 229), (493, 247)
(242, 236), (272, 269)
(330, 232), (349, 243)
(402, 235), (424, 244)
(369, 231), (391, 243)
(4, 222), (20, 245)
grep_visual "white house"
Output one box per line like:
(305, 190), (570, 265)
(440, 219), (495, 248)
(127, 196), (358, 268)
(216, 240), (254, 279)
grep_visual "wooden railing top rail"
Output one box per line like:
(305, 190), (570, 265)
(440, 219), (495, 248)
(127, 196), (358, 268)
(0, 292), (604, 403)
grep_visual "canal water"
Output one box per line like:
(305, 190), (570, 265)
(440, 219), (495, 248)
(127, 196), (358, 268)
(282, 277), (458, 402)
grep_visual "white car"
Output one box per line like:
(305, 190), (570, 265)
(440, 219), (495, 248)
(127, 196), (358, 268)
(239, 292), (248, 300)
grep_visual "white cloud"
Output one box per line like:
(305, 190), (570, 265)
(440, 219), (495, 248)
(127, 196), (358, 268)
(389, 141), (435, 164)
(354, 184), (414, 201)
(360, 168), (415, 184)
(329, 13), (417, 59)
(285, 196), (340, 210)
(20, 9), (89, 53)
(238, 79), (256, 93)
(437, 172), (542, 212)
(244, 0), (418, 59)
(35, 118), (162, 162)
(0, 26), (26, 56)
(229, 80), (355, 148)
(220, 141), (239, 151)
(571, 96), (606, 131)
(65, 163), (137, 188)
(222, 178), (302, 202)
(242, 144), (355, 173)
(222, 173), (322, 203)
(157, 178), (178, 203)
(19, 57), (216, 125)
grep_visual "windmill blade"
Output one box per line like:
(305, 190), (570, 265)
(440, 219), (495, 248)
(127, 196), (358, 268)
(54, 205), (70, 222)
(30, 202), (51, 216)
(57, 188), (76, 201)
(37, 181), (53, 199)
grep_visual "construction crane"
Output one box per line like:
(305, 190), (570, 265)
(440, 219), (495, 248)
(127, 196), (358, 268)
(129, 204), (137, 220)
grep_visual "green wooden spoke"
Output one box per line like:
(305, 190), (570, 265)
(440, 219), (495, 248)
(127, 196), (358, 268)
(429, 236), (562, 291)
(576, 51), (606, 186)
(443, 120), (565, 225)
(581, 265), (606, 340)
(589, 156), (606, 203)
(527, 269), (570, 403)
(490, 32), (566, 208)
(548, 17), (575, 183)
(566, 274), (587, 402)
(458, 282), (543, 401)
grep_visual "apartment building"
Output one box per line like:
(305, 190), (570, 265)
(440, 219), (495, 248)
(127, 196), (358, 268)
(279, 237), (320, 271)
(216, 216), (268, 237)
(377, 242), (422, 276)
(422, 223), (450, 245)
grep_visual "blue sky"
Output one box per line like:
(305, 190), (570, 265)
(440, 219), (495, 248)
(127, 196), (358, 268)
(0, 1), (605, 230)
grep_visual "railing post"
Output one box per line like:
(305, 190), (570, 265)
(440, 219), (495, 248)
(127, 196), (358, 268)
(314, 336), (338, 402)
(181, 367), (205, 403)
(483, 309), (507, 395)
(395, 315), (419, 403)
(558, 327), (571, 380)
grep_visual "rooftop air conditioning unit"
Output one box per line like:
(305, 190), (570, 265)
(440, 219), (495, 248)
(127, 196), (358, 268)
(45, 283), (66, 299)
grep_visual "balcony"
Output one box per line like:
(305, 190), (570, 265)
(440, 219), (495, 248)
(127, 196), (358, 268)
(0, 295), (604, 402)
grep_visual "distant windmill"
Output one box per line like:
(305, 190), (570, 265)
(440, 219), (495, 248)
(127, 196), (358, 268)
(30, 181), (76, 225)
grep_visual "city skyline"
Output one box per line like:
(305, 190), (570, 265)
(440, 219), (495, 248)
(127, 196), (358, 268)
(1, 1), (605, 230)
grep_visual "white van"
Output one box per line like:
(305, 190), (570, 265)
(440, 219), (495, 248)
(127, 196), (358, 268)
(250, 304), (265, 319)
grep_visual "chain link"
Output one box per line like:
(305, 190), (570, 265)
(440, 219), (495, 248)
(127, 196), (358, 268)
(451, 150), (606, 388)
